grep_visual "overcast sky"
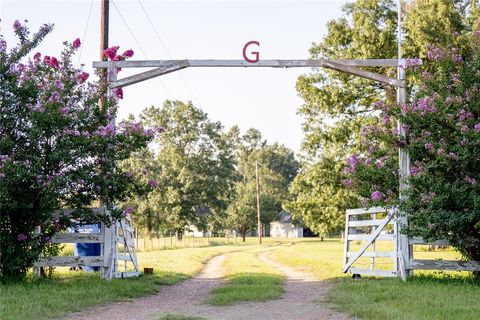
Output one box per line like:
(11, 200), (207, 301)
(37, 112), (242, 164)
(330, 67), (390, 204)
(1, 0), (349, 153)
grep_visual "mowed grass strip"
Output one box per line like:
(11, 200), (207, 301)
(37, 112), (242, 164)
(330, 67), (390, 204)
(207, 248), (285, 305)
(207, 273), (285, 305)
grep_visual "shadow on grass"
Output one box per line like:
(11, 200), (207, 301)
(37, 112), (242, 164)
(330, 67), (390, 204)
(206, 273), (285, 306)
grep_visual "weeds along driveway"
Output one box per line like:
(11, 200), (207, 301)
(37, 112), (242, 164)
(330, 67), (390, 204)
(63, 246), (351, 320)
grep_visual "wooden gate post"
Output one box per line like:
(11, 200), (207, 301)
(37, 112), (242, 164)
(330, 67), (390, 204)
(396, 64), (412, 278)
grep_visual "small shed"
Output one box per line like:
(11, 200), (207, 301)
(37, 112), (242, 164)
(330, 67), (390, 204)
(270, 210), (303, 238)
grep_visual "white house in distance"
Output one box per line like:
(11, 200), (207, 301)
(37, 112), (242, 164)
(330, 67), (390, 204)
(270, 210), (303, 238)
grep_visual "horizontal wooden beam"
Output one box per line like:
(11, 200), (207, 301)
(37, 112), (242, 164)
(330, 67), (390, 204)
(93, 58), (405, 69)
(348, 219), (395, 227)
(52, 207), (105, 218)
(51, 233), (103, 244)
(114, 271), (142, 278)
(347, 234), (395, 241)
(346, 207), (393, 216)
(346, 251), (394, 258)
(411, 259), (480, 272)
(409, 237), (450, 246)
(34, 256), (103, 267)
(348, 268), (397, 277)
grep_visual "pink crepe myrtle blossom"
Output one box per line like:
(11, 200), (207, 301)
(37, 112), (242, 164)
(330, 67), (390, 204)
(343, 179), (353, 187)
(123, 207), (134, 217)
(465, 176), (477, 186)
(60, 107), (69, 116)
(114, 87), (123, 99)
(72, 38), (81, 49)
(344, 154), (360, 174)
(474, 123), (480, 132)
(424, 143), (434, 152)
(33, 52), (41, 62)
(54, 79), (64, 91)
(123, 49), (134, 58)
(17, 234), (27, 241)
(76, 71), (89, 84)
(103, 46), (120, 60)
(448, 152), (459, 160)
(375, 157), (386, 169)
(34, 102), (45, 113)
(148, 178), (159, 188)
(49, 56), (59, 68)
(371, 191), (383, 202)
(13, 20), (21, 31)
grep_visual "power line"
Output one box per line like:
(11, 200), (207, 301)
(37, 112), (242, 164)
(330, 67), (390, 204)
(137, 0), (199, 103)
(110, 0), (174, 99)
(76, 0), (94, 67)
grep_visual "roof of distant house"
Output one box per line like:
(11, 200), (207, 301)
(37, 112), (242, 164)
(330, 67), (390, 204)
(276, 209), (293, 223)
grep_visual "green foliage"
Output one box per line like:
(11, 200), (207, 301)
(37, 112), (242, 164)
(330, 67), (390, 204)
(286, 156), (356, 238)
(345, 27), (480, 262)
(122, 101), (236, 237)
(226, 129), (299, 240)
(0, 22), (151, 280)
(291, 0), (479, 236)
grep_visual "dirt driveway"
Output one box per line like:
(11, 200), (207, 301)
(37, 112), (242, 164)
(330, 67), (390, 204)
(64, 249), (351, 320)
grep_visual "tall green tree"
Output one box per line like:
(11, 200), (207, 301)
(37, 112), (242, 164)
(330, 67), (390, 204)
(290, 0), (472, 234)
(123, 101), (236, 239)
(227, 129), (299, 241)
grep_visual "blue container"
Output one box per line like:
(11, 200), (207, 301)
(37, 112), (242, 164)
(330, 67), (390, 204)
(72, 224), (101, 272)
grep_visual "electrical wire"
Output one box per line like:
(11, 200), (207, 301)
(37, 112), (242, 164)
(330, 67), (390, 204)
(111, 0), (174, 99)
(137, 0), (199, 103)
(76, 0), (94, 67)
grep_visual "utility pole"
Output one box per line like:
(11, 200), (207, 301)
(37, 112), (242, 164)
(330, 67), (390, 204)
(100, 0), (109, 61)
(255, 161), (262, 244)
(98, 0), (109, 209)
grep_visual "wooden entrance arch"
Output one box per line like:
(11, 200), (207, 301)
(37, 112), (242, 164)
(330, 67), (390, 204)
(92, 56), (413, 280)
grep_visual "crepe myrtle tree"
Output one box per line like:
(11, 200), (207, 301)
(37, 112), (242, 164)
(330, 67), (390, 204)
(343, 29), (480, 267)
(0, 21), (159, 280)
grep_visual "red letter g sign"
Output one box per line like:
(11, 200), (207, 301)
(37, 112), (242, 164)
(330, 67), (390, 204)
(243, 41), (260, 63)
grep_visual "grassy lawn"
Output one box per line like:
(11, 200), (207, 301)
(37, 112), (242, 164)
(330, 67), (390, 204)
(0, 244), (243, 320)
(207, 273), (284, 305)
(271, 238), (480, 320)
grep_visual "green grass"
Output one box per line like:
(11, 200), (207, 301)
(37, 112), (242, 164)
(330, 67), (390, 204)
(158, 314), (207, 320)
(206, 246), (285, 305)
(0, 244), (244, 320)
(329, 275), (480, 320)
(207, 273), (285, 305)
(270, 238), (480, 320)
(0, 271), (185, 320)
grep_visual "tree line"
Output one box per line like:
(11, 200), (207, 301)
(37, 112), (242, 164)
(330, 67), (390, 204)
(121, 101), (300, 240)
